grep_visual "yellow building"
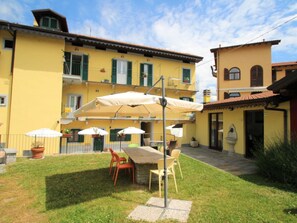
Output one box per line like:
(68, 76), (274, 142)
(210, 40), (281, 100)
(196, 41), (296, 157)
(0, 9), (202, 156)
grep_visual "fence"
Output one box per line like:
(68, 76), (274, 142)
(0, 133), (178, 157)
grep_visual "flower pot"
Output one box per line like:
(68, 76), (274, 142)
(190, 141), (199, 147)
(31, 147), (45, 159)
(62, 134), (72, 138)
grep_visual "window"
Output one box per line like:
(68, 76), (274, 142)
(63, 52), (88, 80)
(3, 39), (13, 49)
(140, 63), (153, 86)
(229, 67), (240, 80)
(110, 128), (131, 142)
(0, 95), (7, 106)
(111, 59), (132, 85)
(286, 69), (297, 76)
(68, 95), (82, 111)
(250, 65), (263, 87)
(224, 67), (240, 80)
(40, 17), (59, 30)
(180, 97), (193, 102)
(272, 70), (277, 83)
(182, 68), (191, 83)
(67, 129), (84, 143)
(229, 92), (240, 98)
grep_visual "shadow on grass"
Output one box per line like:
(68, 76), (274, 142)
(45, 167), (143, 210)
(283, 208), (297, 217)
(239, 173), (297, 193)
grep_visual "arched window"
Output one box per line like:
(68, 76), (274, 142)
(250, 65), (263, 86)
(229, 67), (240, 80)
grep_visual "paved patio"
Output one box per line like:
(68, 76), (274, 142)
(181, 146), (258, 176)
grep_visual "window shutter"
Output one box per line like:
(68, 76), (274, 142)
(224, 92), (230, 99)
(63, 52), (71, 74)
(148, 64), (153, 86)
(82, 55), (89, 81)
(127, 61), (132, 85)
(140, 64), (144, 86)
(111, 59), (117, 83)
(224, 68), (229, 80)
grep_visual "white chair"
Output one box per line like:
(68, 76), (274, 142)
(149, 157), (178, 197)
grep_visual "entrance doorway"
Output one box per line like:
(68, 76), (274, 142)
(245, 110), (264, 158)
(209, 113), (223, 151)
(141, 122), (152, 146)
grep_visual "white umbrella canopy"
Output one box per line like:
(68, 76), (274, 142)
(117, 127), (145, 135)
(26, 128), (62, 137)
(78, 127), (108, 136)
(166, 125), (183, 138)
(73, 91), (203, 118)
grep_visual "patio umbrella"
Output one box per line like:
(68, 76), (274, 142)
(117, 127), (145, 150)
(166, 124), (183, 138)
(73, 77), (203, 207)
(78, 127), (108, 136)
(26, 128), (62, 146)
(73, 91), (203, 118)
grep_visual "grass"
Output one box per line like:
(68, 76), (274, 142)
(0, 153), (297, 223)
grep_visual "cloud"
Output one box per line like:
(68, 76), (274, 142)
(0, 0), (27, 22)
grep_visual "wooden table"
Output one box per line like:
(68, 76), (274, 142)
(122, 146), (165, 184)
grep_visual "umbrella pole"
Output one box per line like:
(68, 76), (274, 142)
(160, 76), (168, 208)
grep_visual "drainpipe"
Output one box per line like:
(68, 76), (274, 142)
(264, 105), (288, 143)
(6, 26), (17, 146)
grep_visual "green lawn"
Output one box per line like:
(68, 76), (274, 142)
(0, 153), (296, 223)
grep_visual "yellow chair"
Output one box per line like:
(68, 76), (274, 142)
(149, 157), (178, 197)
(171, 149), (183, 179)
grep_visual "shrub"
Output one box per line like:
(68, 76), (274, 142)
(254, 137), (297, 187)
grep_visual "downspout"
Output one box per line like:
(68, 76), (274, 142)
(264, 105), (288, 143)
(6, 27), (17, 145)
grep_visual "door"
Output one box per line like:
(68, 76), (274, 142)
(93, 135), (104, 152)
(209, 113), (223, 151)
(245, 110), (264, 158)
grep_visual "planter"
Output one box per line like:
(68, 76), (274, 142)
(62, 134), (72, 138)
(31, 147), (45, 159)
(190, 141), (199, 147)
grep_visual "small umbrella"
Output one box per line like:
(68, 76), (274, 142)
(78, 127), (108, 136)
(166, 124), (183, 138)
(117, 127), (145, 150)
(26, 128), (62, 151)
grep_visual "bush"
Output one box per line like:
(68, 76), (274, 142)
(254, 137), (297, 187)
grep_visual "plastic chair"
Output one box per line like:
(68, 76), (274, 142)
(171, 149), (183, 179)
(113, 152), (135, 186)
(168, 140), (177, 155)
(109, 148), (126, 176)
(128, 143), (139, 148)
(149, 157), (178, 197)
(143, 138), (150, 146)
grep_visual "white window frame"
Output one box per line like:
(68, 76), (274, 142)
(65, 53), (83, 76)
(0, 95), (7, 106)
(68, 94), (82, 112)
(116, 59), (128, 84)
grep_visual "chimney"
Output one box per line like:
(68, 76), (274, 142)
(203, 89), (211, 104)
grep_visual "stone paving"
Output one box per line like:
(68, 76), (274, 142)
(181, 146), (258, 176)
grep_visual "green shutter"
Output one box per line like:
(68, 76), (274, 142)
(148, 64), (153, 86)
(140, 64), (144, 86)
(63, 52), (71, 74)
(82, 55), (88, 81)
(111, 59), (117, 83)
(127, 61), (132, 85)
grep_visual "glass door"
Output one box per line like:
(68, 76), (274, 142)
(209, 113), (223, 151)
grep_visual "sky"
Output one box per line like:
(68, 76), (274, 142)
(0, 0), (296, 103)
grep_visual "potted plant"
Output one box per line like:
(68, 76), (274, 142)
(190, 137), (199, 147)
(141, 72), (147, 78)
(62, 129), (72, 138)
(31, 141), (45, 159)
(183, 77), (190, 83)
